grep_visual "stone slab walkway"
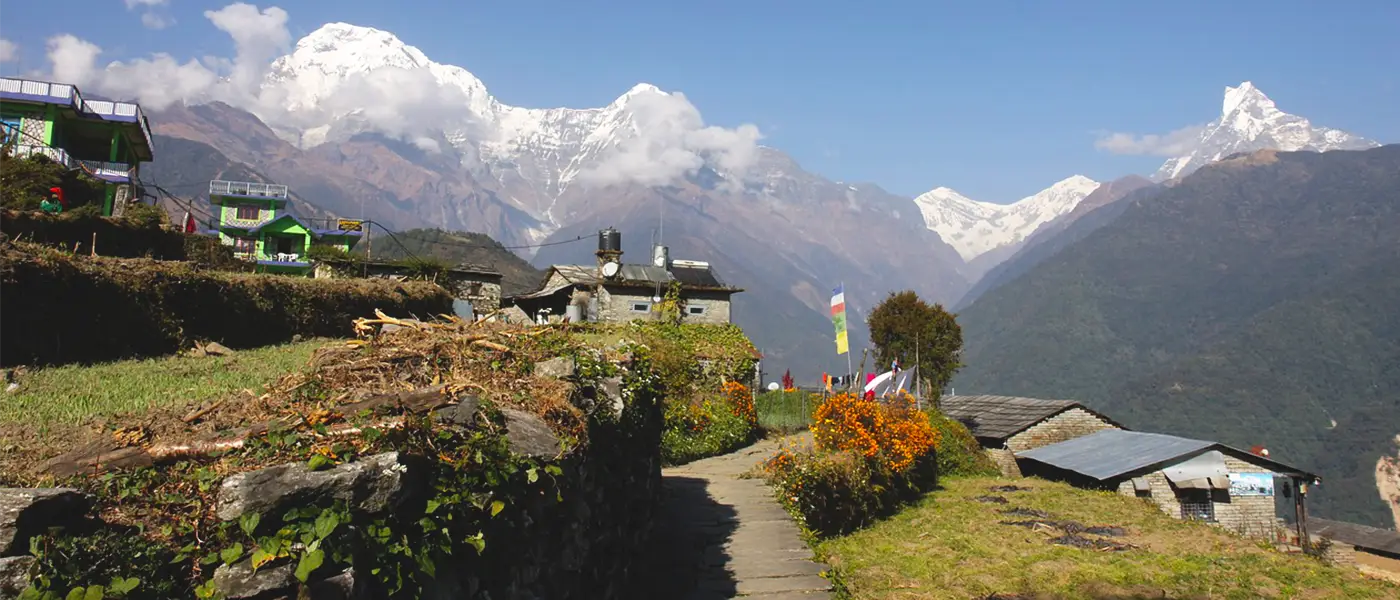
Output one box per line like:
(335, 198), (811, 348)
(630, 436), (832, 599)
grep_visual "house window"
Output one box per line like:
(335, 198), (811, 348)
(630, 302), (650, 313)
(1178, 490), (1215, 522)
(233, 237), (256, 253)
(236, 205), (259, 220)
(687, 304), (707, 316)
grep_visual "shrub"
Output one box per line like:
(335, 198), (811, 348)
(811, 391), (940, 473)
(927, 410), (1000, 478)
(0, 242), (453, 365)
(762, 391), (941, 537)
(120, 202), (169, 229)
(660, 381), (761, 465)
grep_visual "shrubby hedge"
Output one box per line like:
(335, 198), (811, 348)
(0, 242), (452, 366)
(761, 392), (941, 537)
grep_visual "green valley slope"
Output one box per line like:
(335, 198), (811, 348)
(952, 145), (1400, 527)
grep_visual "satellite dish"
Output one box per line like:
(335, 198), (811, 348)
(601, 261), (620, 278)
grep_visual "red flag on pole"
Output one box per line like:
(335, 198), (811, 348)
(184, 212), (197, 233)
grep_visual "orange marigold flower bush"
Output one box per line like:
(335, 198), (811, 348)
(762, 391), (941, 536)
(661, 381), (761, 465)
(811, 391), (940, 473)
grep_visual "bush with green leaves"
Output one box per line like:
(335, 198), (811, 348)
(927, 410), (999, 478)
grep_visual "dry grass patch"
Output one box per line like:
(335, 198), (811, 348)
(818, 477), (1400, 599)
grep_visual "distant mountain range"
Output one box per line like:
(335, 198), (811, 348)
(952, 144), (1400, 528)
(131, 20), (1381, 384)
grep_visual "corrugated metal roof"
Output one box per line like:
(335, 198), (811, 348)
(1308, 518), (1400, 555)
(939, 395), (1081, 440)
(1017, 430), (1215, 481)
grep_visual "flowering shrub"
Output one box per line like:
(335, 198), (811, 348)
(811, 391), (940, 473)
(763, 391), (941, 536)
(661, 381), (761, 465)
(723, 381), (758, 428)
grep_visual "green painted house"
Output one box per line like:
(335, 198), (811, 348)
(0, 76), (154, 216)
(207, 179), (363, 274)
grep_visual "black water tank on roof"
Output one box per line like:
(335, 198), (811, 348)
(599, 227), (621, 252)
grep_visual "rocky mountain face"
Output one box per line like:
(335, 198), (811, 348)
(1152, 81), (1380, 182)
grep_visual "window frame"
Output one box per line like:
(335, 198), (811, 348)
(630, 301), (651, 313)
(686, 304), (707, 316)
(235, 204), (260, 220)
(233, 237), (256, 253)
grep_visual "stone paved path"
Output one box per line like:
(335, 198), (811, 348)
(630, 435), (833, 599)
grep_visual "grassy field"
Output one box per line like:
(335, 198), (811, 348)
(0, 338), (333, 430)
(755, 390), (815, 434)
(818, 477), (1400, 600)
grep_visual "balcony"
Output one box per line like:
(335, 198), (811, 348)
(7, 144), (75, 168)
(0, 77), (153, 155)
(210, 180), (289, 200)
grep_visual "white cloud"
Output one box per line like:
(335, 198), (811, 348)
(141, 13), (174, 30)
(126, 0), (174, 30)
(580, 90), (763, 188)
(46, 35), (102, 88)
(203, 3), (289, 100)
(0, 39), (17, 63)
(1094, 124), (1206, 157)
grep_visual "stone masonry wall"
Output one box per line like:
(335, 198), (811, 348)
(1114, 454), (1284, 541)
(986, 448), (1022, 477)
(680, 290), (732, 325)
(1005, 408), (1118, 453)
(1215, 455), (1281, 539)
(2, 359), (664, 599)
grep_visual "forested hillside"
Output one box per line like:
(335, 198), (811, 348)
(953, 145), (1400, 527)
(357, 227), (544, 296)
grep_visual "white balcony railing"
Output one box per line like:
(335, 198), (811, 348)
(210, 179), (289, 200)
(0, 77), (153, 155)
(7, 144), (75, 168)
(80, 160), (135, 180)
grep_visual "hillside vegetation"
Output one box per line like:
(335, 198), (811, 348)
(819, 477), (1399, 599)
(357, 227), (544, 296)
(953, 145), (1400, 527)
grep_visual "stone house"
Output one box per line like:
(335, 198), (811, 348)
(1306, 518), (1400, 577)
(313, 259), (503, 316)
(939, 395), (1123, 477)
(1017, 429), (1322, 542)
(507, 228), (742, 325)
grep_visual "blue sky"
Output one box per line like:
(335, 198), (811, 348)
(2, 0), (1396, 201)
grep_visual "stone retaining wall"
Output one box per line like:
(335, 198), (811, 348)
(1, 358), (664, 599)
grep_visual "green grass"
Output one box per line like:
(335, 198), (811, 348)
(818, 476), (1400, 600)
(0, 338), (334, 429)
(756, 390), (815, 434)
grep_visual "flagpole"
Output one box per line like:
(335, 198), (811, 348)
(842, 281), (853, 391)
(915, 330), (921, 411)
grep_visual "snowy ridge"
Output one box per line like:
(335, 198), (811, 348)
(1153, 81), (1379, 181)
(913, 175), (1100, 260)
(262, 23), (672, 226)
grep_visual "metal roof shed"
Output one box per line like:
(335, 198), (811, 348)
(1017, 429), (1319, 483)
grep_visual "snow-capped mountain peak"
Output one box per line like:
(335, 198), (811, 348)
(1153, 81), (1379, 181)
(914, 175), (1100, 261)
